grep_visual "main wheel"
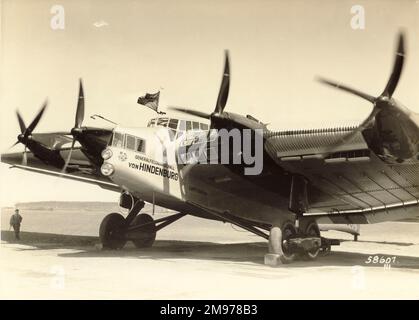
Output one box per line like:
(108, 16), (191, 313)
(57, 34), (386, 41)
(131, 214), (156, 248)
(99, 213), (127, 249)
(280, 221), (298, 263)
(302, 221), (321, 260)
(269, 221), (297, 264)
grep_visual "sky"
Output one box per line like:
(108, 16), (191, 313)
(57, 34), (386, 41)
(1, 0), (418, 206)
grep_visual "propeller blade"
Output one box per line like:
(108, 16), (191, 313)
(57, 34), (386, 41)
(168, 106), (211, 119)
(26, 101), (47, 136)
(9, 141), (20, 149)
(61, 139), (76, 174)
(16, 111), (26, 134)
(316, 77), (376, 103)
(381, 32), (405, 98)
(75, 79), (85, 128)
(214, 51), (230, 114)
(22, 147), (27, 166)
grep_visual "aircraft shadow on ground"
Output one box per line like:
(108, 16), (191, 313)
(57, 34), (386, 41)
(2, 231), (419, 269)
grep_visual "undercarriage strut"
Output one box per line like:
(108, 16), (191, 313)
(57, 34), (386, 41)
(126, 212), (187, 234)
(195, 207), (270, 240)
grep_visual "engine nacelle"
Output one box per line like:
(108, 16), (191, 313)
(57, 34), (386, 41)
(363, 99), (419, 163)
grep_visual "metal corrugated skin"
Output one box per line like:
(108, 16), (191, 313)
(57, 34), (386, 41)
(264, 128), (419, 217)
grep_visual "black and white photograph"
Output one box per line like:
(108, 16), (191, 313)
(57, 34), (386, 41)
(1, 0), (419, 303)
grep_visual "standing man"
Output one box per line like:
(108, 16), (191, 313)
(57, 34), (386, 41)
(10, 208), (23, 240)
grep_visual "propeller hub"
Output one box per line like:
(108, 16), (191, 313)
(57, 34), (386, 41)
(210, 111), (227, 119)
(71, 127), (83, 137)
(17, 134), (25, 143)
(375, 95), (391, 109)
(377, 95), (390, 102)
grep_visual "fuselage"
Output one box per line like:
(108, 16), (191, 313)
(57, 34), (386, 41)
(101, 117), (293, 225)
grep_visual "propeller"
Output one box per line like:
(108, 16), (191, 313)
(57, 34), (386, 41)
(316, 33), (405, 151)
(168, 52), (230, 175)
(12, 102), (48, 165)
(61, 79), (85, 173)
(317, 32), (405, 122)
(169, 50), (230, 128)
(214, 50), (230, 115)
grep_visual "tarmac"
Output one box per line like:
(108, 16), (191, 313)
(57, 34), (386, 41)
(1, 207), (419, 299)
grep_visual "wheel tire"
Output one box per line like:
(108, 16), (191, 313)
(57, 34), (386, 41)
(279, 221), (297, 264)
(303, 221), (321, 260)
(99, 213), (127, 250)
(269, 222), (297, 264)
(131, 214), (156, 248)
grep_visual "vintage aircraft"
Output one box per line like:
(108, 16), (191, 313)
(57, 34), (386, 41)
(1, 33), (418, 265)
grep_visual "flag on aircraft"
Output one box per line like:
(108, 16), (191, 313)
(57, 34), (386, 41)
(137, 91), (161, 113)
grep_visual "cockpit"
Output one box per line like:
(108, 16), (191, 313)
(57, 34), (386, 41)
(108, 117), (210, 154)
(147, 117), (209, 140)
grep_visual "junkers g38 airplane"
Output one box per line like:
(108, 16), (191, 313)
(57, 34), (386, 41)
(2, 33), (418, 265)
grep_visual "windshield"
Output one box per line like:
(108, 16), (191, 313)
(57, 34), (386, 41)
(110, 131), (146, 154)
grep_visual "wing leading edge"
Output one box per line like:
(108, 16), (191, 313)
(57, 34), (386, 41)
(1, 150), (120, 193)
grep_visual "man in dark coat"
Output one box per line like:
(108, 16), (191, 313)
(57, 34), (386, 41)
(10, 209), (23, 240)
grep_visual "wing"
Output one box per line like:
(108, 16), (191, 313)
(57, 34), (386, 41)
(265, 128), (419, 223)
(30, 132), (73, 149)
(176, 118), (418, 225)
(1, 149), (121, 192)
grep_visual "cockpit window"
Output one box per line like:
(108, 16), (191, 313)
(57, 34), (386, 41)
(156, 118), (169, 127)
(126, 135), (136, 150)
(146, 117), (208, 141)
(176, 120), (186, 139)
(111, 131), (145, 153)
(178, 120), (186, 131)
(186, 121), (192, 131)
(169, 119), (178, 130)
(126, 135), (146, 153)
(136, 138), (146, 153)
(112, 132), (124, 148)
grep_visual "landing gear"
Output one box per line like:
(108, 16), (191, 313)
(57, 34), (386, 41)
(265, 219), (336, 266)
(99, 213), (127, 249)
(99, 194), (186, 250)
(302, 221), (321, 260)
(265, 221), (297, 265)
(130, 214), (156, 248)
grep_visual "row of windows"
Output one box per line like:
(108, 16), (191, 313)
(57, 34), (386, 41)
(112, 132), (146, 153)
(147, 118), (209, 131)
(110, 119), (210, 153)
